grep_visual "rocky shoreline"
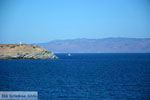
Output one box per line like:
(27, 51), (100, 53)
(0, 44), (58, 59)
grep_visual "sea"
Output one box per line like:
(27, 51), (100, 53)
(0, 53), (150, 100)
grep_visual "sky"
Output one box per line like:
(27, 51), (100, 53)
(0, 0), (149, 43)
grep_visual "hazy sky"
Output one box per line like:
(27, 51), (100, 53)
(0, 0), (149, 43)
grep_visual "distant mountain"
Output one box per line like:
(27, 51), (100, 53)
(37, 38), (150, 53)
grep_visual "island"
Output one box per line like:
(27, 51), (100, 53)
(0, 44), (58, 59)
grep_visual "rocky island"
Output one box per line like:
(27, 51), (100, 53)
(0, 44), (58, 59)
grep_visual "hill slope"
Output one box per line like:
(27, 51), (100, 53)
(37, 38), (150, 53)
(0, 44), (58, 59)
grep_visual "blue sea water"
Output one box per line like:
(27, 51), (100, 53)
(0, 53), (150, 100)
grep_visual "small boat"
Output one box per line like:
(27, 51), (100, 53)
(68, 53), (71, 56)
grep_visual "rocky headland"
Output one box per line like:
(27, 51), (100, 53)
(0, 44), (58, 59)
